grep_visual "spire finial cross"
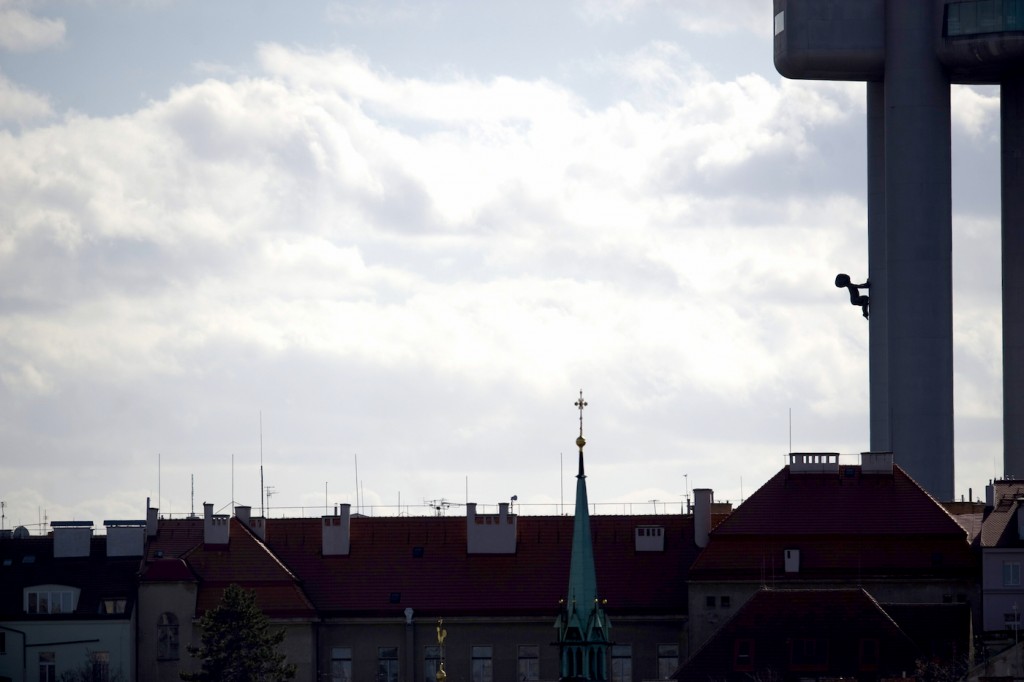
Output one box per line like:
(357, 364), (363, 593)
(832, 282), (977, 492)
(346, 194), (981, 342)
(575, 390), (587, 439)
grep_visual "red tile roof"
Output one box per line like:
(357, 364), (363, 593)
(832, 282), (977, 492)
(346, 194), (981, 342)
(674, 588), (918, 681)
(980, 481), (1024, 548)
(690, 464), (976, 580)
(264, 513), (699, 618)
(145, 518), (316, 619)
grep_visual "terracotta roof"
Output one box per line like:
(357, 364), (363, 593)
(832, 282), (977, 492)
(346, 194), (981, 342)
(980, 481), (1024, 548)
(690, 464), (976, 580)
(145, 518), (316, 619)
(264, 513), (699, 618)
(674, 588), (918, 682)
(140, 557), (196, 582)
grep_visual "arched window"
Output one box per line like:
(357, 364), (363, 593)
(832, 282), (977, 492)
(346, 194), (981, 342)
(157, 612), (179, 661)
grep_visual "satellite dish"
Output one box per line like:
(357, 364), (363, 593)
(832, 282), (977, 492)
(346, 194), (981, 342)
(13, 526), (29, 539)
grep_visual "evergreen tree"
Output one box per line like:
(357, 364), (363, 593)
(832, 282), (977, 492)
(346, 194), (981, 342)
(181, 583), (297, 682)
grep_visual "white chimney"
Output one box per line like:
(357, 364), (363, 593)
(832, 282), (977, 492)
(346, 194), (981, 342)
(322, 503), (351, 556)
(203, 502), (229, 545)
(694, 489), (713, 548)
(52, 521), (93, 558)
(104, 520), (145, 557)
(466, 502), (517, 554)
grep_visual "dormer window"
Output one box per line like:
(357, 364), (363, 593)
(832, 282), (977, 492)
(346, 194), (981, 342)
(25, 586), (78, 614)
(99, 598), (127, 615)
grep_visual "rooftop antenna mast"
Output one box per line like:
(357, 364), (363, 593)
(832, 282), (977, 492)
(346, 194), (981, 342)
(1, 500), (5, 530)
(260, 411), (265, 517)
(265, 486), (277, 516)
(191, 474), (195, 517)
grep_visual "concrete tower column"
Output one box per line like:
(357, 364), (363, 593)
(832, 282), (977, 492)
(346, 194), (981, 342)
(884, 0), (954, 500)
(1003, 74), (1024, 478)
(867, 80), (889, 452)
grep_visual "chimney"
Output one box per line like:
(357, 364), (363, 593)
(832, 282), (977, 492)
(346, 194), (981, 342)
(203, 503), (229, 545)
(987, 481), (995, 509)
(861, 451), (894, 474)
(322, 503), (351, 556)
(146, 500), (158, 538)
(466, 502), (517, 554)
(694, 488), (713, 548)
(104, 520), (146, 557)
(52, 521), (93, 558)
(235, 505), (251, 526)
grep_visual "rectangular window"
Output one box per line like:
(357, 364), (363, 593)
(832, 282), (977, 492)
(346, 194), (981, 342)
(424, 645), (441, 682)
(378, 647), (399, 682)
(331, 647), (352, 682)
(26, 590), (74, 615)
(157, 612), (180, 661)
(0, 631), (5, 655)
(733, 640), (754, 672)
(1006, 612), (1022, 630)
(91, 652), (110, 682)
(39, 652), (56, 682)
(611, 644), (632, 682)
(657, 644), (679, 679)
(518, 645), (539, 681)
(1005, 561), (1021, 586)
(100, 598), (127, 615)
(705, 595), (715, 608)
(471, 646), (493, 682)
(720, 595), (731, 608)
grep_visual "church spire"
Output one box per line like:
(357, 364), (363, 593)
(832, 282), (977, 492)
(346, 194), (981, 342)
(556, 390), (610, 681)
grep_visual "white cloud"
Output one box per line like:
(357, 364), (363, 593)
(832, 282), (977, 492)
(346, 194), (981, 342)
(0, 6), (65, 52)
(0, 70), (52, 122)
(0, 36), (1003, 524)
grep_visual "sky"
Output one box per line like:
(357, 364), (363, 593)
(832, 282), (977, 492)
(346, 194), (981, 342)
(0, 0), (1005, 530)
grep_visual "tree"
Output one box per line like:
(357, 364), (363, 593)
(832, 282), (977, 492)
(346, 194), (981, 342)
(180, 583), (297, 682)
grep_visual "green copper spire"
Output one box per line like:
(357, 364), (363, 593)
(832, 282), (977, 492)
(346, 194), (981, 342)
(556, 390), (610, 681)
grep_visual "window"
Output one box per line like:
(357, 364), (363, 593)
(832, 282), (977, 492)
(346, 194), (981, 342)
(0, 631), (5, 655)
(100, 598), (127, 615)
(424, 645), (441, 682)
(611, 644), (632, 682)
(720, 596), (731, 608)
(789, 638), (828, 671)
(1005, 561), (1021, 586)
(705, 595), (716, 608)
(1006, 611), (1022, 630)
(733, 639), (754, 672)
(378, 647), (399, 682)
(39, 652), (55, 682)
(657, 644), (679, 679)
(518, 645), (539, 681)
(471, 646), (493, 682)
(157, 612), (179, 661)
(331, 647), (352, 682)
(91, 651), (110, 682)
(25, 589), (74, 614)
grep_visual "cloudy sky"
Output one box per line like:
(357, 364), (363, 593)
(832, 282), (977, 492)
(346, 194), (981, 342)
(0, 0), (1004, 530)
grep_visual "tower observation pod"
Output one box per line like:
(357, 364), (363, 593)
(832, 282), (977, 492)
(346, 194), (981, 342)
(774, 0), (1024, 499)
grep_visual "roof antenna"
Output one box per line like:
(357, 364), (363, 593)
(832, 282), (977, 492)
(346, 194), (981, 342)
(260, 411), (265, 517)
